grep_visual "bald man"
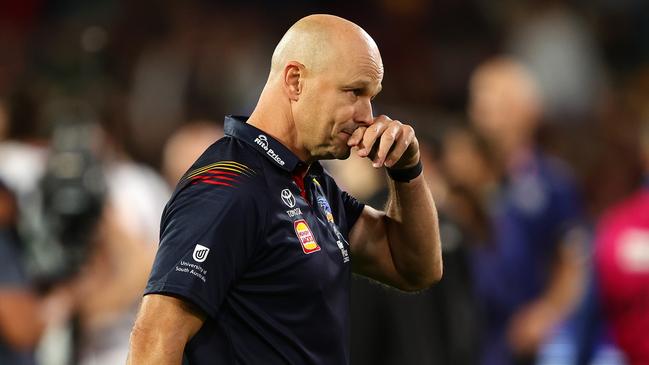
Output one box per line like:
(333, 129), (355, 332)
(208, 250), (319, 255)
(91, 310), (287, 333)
(127, 14), (442, 365)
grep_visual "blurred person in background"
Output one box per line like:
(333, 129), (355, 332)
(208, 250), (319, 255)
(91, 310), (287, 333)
(593, 118), (649, 365)
(161, 120), (224, 187)
(0, 179), (74, 365)
(0, 93), (48, 200)
(440, 125), (500, 224)
(72, 110), (170, 365)
(0, 94), (169, 364)
(467, 56), (587, 365)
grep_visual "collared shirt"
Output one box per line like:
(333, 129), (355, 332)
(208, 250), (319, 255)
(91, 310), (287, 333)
(145, 116), (364, 365)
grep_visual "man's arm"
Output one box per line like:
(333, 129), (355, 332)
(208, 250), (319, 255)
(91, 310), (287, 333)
(348, 115), (443, 291)
(0, 284), (74, 350)
(0, 290), (46, 349)
(127, 294), (205, 365)
(507, 231), (586, 355)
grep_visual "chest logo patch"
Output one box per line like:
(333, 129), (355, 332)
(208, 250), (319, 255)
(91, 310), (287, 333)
(192, 244), (210, 263)
(294, 219), (321, 254)
(281, 188), (296, 208)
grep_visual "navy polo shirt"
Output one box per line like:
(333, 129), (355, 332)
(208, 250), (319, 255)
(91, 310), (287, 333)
(145, 116), (365, 364)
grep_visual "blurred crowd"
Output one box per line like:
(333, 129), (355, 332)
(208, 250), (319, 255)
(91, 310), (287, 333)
(1, 0), (648, 364)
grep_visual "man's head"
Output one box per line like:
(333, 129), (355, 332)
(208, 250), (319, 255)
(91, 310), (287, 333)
(256, 14), (383, 162)
(468, 57), (542, 157)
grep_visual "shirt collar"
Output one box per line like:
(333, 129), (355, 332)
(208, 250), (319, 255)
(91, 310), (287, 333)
(224, 115), (309, 173)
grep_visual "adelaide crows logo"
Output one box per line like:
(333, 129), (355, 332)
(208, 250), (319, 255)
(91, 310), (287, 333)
(192, 244), (210, 263)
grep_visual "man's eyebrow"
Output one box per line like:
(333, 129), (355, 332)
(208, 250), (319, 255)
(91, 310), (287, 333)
(344, 80), (382, 95)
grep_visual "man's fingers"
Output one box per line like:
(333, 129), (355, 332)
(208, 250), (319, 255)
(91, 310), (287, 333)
(357, 122), (387, 157)
(347, 126), (366, 146)
(352, 115), (418, 168)
(373, 122), (402, 167)
(356, 115), (393, 157)
(384, 127), (414, 167)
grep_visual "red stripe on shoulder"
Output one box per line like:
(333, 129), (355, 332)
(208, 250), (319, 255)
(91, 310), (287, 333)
(199, 180), (234, 187)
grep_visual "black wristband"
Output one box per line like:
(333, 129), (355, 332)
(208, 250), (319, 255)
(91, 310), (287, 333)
(386, 160), (423, 182)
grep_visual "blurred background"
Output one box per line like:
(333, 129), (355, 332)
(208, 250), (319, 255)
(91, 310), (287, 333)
(0, 0), (648, 364)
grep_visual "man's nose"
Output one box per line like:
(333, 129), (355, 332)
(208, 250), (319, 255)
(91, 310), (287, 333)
(355, 98), (374, 126)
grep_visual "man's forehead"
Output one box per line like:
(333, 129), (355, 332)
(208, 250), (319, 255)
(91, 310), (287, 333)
(346, 77), (383, 94)
(343, 51), (383, 80)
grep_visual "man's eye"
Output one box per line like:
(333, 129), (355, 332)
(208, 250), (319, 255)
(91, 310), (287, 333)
(347, 89), (361, 97)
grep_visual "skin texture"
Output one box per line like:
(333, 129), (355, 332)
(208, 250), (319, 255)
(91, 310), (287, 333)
(128, 14), (442, 365)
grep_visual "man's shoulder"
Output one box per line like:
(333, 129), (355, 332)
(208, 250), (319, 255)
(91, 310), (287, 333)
(173, 137), (267, 199)
(193, 136), (261, 169)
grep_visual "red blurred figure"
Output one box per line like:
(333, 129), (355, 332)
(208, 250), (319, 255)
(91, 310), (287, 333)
(595, 121), (649, 365)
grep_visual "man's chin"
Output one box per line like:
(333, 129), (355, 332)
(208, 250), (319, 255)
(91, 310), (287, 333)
(315, 150), (351, 161)
(333, 146), (352, 160)
(313, 143), (352, 161)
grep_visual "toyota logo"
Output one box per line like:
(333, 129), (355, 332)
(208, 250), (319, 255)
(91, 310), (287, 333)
(281, 189), (296, 208)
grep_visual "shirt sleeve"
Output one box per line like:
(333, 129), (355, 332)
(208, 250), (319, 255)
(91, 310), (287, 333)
(144, 181), (265, 318)
(341, 190), (365, 231)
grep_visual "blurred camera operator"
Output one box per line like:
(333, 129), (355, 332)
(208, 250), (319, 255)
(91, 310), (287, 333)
(0, 180), (75, 365)
(0, 95), (169, 364)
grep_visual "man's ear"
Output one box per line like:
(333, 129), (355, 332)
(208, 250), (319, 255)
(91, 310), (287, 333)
(283, 61), (304, 101)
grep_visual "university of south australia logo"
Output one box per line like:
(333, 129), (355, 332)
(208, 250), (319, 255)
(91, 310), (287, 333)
(192, 244), (210, 263)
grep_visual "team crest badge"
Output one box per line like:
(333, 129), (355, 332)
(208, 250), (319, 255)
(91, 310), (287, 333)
(293, 219), (321, 254)
(316, 196), (335, 223)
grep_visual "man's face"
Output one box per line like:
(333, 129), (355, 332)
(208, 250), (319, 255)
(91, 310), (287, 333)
(293, 44), (383, 161)
(468, 61), (540, 151)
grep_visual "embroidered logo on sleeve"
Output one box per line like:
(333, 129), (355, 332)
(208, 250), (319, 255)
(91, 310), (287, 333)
(294, 219), (321, 254)
(192, 244), (210, 262)
(183, 161), (255, 187)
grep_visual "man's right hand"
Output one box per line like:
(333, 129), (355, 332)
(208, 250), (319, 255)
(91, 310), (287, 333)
(127, 294), (205, 365)
(347, 114), (420, 170)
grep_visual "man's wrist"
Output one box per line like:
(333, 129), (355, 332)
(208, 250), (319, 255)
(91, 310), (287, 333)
(386, 160), (423, 183)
